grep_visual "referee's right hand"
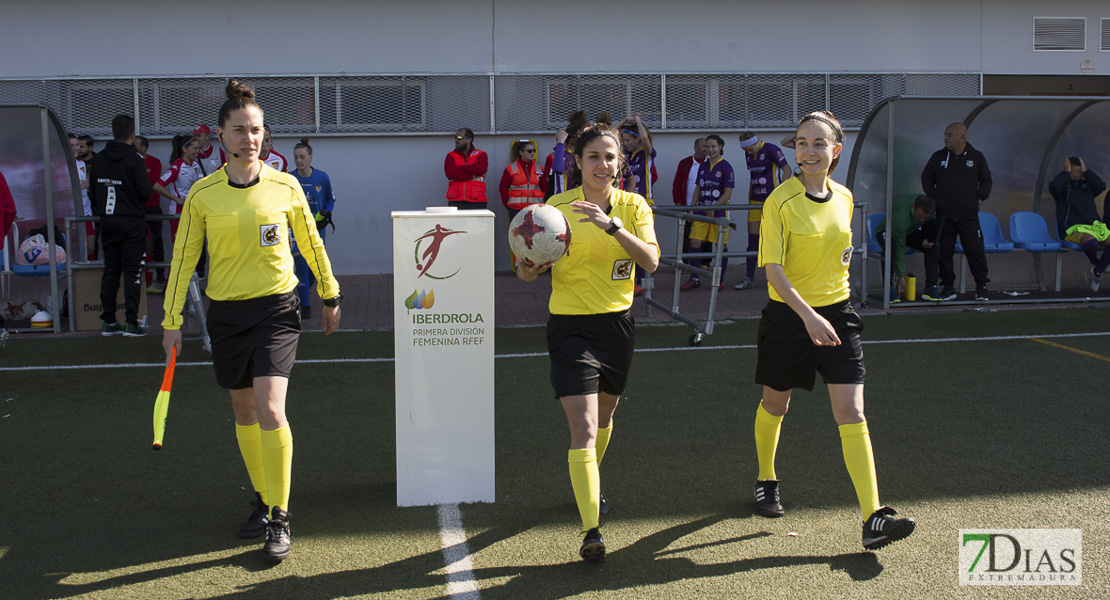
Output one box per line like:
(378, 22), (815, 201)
(163, 329), (183, 363)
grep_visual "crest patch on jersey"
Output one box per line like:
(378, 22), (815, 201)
(260, 224), (281, 247)
(612, 259), (634, 280)
(966, 160), (974, 168)
(840, 246), (853, 266)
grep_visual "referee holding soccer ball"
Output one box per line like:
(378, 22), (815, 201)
(162, 79), (341, 563)
(517, 118), (659, 563)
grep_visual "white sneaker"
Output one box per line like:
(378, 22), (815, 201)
(1092, 267), (1101, 293)
(733, 278), (755, 290)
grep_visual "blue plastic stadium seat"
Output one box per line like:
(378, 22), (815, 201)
(1010, 211), (1062, 252)
(866, 212), (915, 257)
(979, 212), (1014, 253)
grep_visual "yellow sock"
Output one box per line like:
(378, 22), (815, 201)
(595, 424), (613, 466)
(568, 448), (600, 532)
(261, 424), (293, 518)
(235, 422), (268, 505)
(754, 402), (784, 481)
(839, 421), (881, 519)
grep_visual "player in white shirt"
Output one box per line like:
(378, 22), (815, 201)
(70, 133), (97, 259)
(154, 134), (204, 241)
(193, 124), (224, 177)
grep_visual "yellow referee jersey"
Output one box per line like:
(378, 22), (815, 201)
(548, 188), (659, 315)
(758, 177), (853, 307)
(162, 164), (339, 330)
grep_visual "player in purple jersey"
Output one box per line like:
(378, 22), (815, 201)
(681, 134), (734, 290)
(619, 115), (657, 294)
(735, 132), (791, 290)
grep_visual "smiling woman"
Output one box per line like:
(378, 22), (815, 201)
(751, 110), (916, 552)
(160, 79), (343, 564)
(516, 118), (659, 563)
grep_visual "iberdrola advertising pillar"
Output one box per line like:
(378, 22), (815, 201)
(392, 206), (495, 506)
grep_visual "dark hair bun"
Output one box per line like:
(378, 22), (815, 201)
(300, 137), (311, 146)
(595, 112), (612, 126)
(225, 79), (256, 101)
(568, 110), (588, 130)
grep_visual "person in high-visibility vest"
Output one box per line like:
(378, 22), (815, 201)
(500, 139), (548, 270)
(444, 128), (488, 209)
(499, 139), (548, 222)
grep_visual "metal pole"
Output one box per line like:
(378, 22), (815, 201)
(488, 75), (496, 133)
(881, 101), (896, 309)
(314, 76), (320, 133)
(133, 78), (141, 133)
(41, 108), (61, 333)
(660, 74), (667, 130)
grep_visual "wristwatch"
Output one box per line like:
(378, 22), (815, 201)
(605, 216), (623, 236)
(323, 293), (343, 307)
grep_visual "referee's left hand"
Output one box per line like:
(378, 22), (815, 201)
(322, 306), (341, 335)
(569, 200), (608, 228)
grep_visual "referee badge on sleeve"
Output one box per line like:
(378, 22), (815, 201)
(612, 259), (633, 280)
(840, 247), (853, 265)
(260, 224), (282, 247)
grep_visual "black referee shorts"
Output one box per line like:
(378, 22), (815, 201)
(207, 292), (301, 390)
(755, 299), (865, 392)
(547, 310), (635, 399)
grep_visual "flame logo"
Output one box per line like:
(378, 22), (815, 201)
(404, 289), (436, 310)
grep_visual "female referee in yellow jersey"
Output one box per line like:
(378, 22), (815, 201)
(161, 80), (341, 563)
(752, 110), (915, 550)
(517, 118), (659, 563)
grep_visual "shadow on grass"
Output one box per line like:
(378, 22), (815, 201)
(114, 515), (876, 600)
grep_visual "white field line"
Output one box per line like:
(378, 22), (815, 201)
(2, 331), (1109, 372)
(437, 503), (481, 600)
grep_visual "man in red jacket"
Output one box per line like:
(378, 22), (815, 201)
(671, 138), (707, 254)
(444, 128), (489, 210)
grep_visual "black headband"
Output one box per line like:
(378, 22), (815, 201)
(799, 114), (842, 143)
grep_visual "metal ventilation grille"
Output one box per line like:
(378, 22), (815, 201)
(495, 74), (661, 132)
(0, 72), (981, 137)
(1034, 17), (1086, 51)
(1102, 18), (1110, 52)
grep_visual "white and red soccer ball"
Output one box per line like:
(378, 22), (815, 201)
(508, 204), (571, 266)
(0, 299), (45, 321)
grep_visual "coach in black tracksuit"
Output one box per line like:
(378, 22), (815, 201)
(921, 122), (992, 301)
(88, 114), (153, 333)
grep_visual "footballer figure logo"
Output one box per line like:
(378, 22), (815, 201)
(260, 224), (281, 247)
(414, 224), (466, 279)
(840, 246), (853, 265)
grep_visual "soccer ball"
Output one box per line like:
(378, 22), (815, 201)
(0, 299), (18, 321)
(17, 300), (45, 321)
(508, 204), (572, 266)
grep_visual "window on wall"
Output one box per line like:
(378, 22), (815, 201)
(546, 78), (632, 127)
(253, 81), (316, 131)
(1033, 17), (1086, 51)
(545, 77), (660, 128)
(320, 79), (427, 131)
(140, 80), (224, 134)
(62, 81), (134, 136)
(664, 80), (708, 126)
(829, 78), (877, 127)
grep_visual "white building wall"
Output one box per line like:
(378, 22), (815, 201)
(5, 0), (1107, 274)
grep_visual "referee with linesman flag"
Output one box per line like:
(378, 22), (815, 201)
(162, 79), (342, 563)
